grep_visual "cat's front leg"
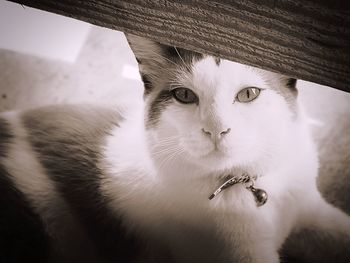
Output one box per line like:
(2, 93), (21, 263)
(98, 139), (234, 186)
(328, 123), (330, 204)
(310, 193), (350, 237)
(288, 188), (350, 262)
(230, 223), (281, 263)
(225, 242), (280, 263)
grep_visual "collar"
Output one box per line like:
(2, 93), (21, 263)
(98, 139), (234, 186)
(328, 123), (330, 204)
(208, 173), (268, 207)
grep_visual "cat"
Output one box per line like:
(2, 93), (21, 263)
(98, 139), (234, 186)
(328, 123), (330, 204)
(0, 33), (349, 263)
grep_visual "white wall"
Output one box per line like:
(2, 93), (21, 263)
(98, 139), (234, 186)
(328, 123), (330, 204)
(0, 0), (91, 63)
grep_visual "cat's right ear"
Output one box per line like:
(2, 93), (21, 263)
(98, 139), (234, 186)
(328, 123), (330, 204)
(125, 34), (165, 65)
(125, 34), (171, 95)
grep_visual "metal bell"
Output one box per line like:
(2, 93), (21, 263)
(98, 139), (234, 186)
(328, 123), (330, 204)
(248, 186), (268, 207)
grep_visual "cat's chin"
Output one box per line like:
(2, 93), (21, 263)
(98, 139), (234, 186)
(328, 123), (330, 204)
(191, 150), (237, 172)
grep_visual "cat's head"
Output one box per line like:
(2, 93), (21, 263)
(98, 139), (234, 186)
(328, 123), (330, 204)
(126, 34), (298, 172)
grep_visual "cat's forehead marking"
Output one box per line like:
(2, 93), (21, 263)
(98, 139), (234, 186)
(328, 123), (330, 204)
(164, 46), (204, 71)
(146, 53), (297, 127)
(192, 57), (297, 90)
(190, 56), (297, 112)
(147, 89), (173, 127)
(191, 57), (267, 93)
(146, 50), (206, 127)
(214, 57), (221, 66)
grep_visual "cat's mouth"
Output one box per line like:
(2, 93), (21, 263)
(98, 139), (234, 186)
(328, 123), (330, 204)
(202, 149), (234, 163)
(202, 148), (229, 159)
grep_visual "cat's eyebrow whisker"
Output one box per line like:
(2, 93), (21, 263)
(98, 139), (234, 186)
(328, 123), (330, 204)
(143, 48), (181, 69)
(137, 62), (177, 83)
(174, 47), (192, 73)
(144, 47), (192, 74)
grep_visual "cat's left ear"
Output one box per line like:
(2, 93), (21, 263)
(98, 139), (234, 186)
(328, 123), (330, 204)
(265, 71), (298, 94)
(125, 34), (168, 68)
(285, 78), (297, 90)
(125, 33), (204, 95)
(283, 77), (298, 98)
(275, 76), (299, 108)
(262, 71), (298, 104)
(125, 34), (175, 95)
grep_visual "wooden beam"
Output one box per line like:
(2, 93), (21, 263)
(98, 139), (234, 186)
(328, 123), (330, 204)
(8, 0), (350, 92)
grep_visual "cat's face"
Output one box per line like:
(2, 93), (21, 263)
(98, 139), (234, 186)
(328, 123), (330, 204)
(126, 34), (298, 172)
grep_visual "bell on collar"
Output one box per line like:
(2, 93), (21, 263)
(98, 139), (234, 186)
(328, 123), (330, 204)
(247, 186), (268, 207)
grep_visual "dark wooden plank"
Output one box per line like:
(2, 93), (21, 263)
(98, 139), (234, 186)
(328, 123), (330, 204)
(8, 0), (350, 92)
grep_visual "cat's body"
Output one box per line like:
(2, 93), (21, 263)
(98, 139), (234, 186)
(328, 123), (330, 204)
(1, 35), (350, 263)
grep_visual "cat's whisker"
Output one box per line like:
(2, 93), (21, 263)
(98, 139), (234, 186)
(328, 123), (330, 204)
(152, 147), (178, 157)
(164, 149), (185, 170)
(150, 138), (180, 149)
(152, 142), (184, 153)
(158, 147), (184, 171)
(151, 138), (178, 145)
(156, 144), (183, 164)
(142, 48), (182, 69)
(174, 47), (192, 73)
(158, 152), (173, 171)
(151, 139), (177, 149)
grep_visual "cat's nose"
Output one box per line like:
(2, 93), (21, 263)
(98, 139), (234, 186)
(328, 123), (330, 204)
(201, 127), (231, 141)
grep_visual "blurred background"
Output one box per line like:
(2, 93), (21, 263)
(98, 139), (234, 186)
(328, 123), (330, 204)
(0, 0), (349, 212)
(0, 0), (144, 111)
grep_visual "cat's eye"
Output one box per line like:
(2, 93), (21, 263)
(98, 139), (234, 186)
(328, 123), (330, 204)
(172, 88), (199, 104)
(236, 87), (261, 103)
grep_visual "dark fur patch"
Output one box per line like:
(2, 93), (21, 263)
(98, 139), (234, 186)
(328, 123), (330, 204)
(163, 46), (204, 71)
(0, 118), (12, 156)
(138, 46), (203, 96)
(147, 89), (173, 127)
(21, 105), (143, 262)
(286, 78), (297, 89)
(286, 78), (298, 96)
(214, 57), (221, 66)
(0, 118), (49, 263)
(164, 46), (180, 58)
(126, 34), (204, 96)
(285, 78), (298, 100)
(137, 46), (204, 96)
(141, 73), (153, 95)
(279, 78), (298, 115)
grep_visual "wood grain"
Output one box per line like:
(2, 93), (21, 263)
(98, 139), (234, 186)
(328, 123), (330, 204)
(8, 0), (350, 92)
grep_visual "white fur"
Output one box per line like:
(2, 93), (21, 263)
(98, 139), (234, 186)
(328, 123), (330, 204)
(102, 57), (350, 262)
